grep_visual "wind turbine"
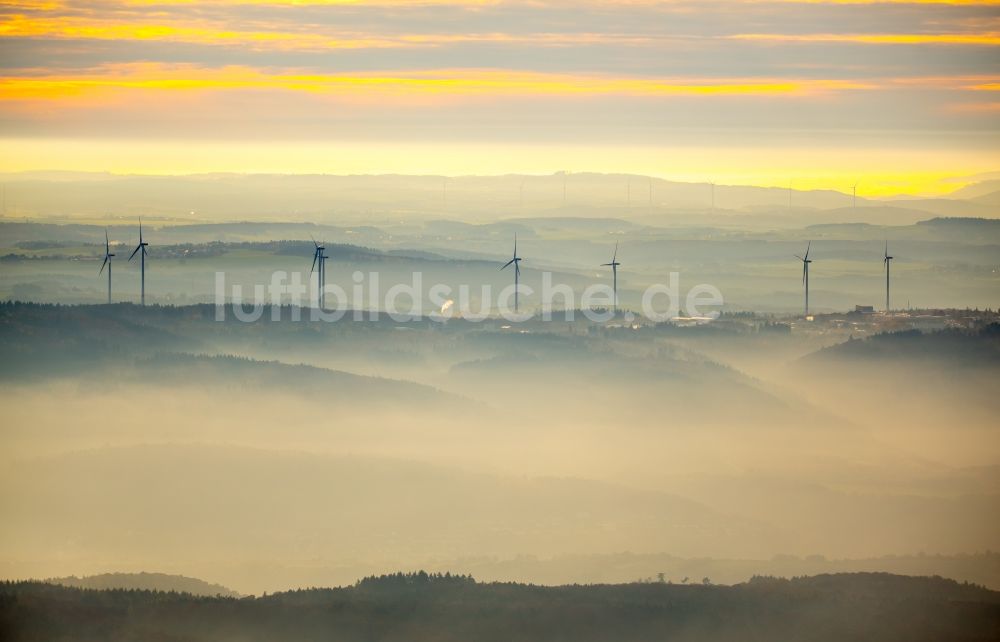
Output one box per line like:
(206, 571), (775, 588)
(128, 218), (149, 306)
(500, 234), (522, 313)
(852, 181), (859, 209)
(602, 241), (621, 316)
(708, 180), (716, 210)
(99, 228), (115, 304)
(795, 241), (812, 316)
(310, 237), (327, 309)
(883, 241), (893, 313)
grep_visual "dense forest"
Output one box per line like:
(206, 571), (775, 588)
(2, 572), (999, 642)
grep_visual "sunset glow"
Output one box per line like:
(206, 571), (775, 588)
(1, 0), (997, 192)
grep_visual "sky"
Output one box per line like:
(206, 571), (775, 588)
(1, 0), (998, 195)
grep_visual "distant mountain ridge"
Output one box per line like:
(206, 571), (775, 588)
(0, 171), (995, 221)
(948, 179), (1000, 200)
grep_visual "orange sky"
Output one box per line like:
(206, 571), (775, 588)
(1, 0), (997, 194)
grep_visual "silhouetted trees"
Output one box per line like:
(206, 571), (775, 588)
(1, 573), (998, 642)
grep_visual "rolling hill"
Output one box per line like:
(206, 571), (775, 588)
(46, 572), (239, 598)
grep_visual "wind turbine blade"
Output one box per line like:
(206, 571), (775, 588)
(138, 217), (143, 242)
(500, 258), (515, 271)
(310, 252), (319, 273)
(128, 244), (141, 261)
(804, 241), (811, 260)
(613, 241), (618, 263)
(105, 229), (110, 253)
(794, 255), (803, 261)
(802, 263), (807, 284)
(515, 263), (521, 278)
(310, 234), (319, 249)
(99, 255), (108, 274)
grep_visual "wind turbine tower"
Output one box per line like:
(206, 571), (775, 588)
(602, 242), (621, 316)
(99, 229), (115, 304)
(128, 218), (149, 305)
(311, 238), (327, 310)
(500, 234), (522, 313)
(883, 241), (894, 313)
(795, 241), (813, 316)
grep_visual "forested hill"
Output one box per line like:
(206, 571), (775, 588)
(0, 302), (470, 409)
(46, 572), (240, 598)
(2, 572), (998, 642)
(804, 324), (1000, 366)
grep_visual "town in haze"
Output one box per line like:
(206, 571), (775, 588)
(1, 0), (999, 640)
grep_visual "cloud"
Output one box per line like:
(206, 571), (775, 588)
(0, 63), (883, 101)
(0, 0), (996, 179)
(730, 32), (1000, 45)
